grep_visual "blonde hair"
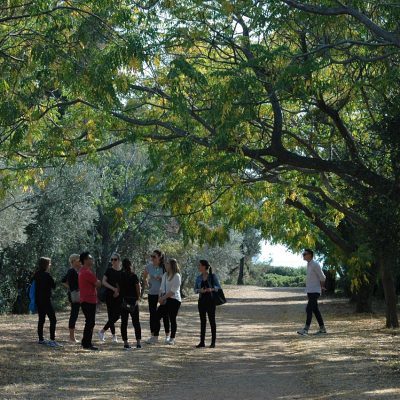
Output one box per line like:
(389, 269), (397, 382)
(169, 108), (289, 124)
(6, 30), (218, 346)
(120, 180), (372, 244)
(167, 258), (180, 280)
(69, 254), (80, 266)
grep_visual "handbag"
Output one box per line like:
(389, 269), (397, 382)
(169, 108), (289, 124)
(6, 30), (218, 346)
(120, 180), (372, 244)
(122, 297), (137, 312)
(70, 289), (80, 304)
(210, 273), (226, 306)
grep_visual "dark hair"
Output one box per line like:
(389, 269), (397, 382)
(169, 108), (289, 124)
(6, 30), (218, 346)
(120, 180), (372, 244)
(38, 257), (51, 272)
(153, 249), (165, 273)
(122, 258), (133, 274)
(304, 249), (314, 257)
(199, 259), (213, 275)
(80, 251), (91, 265)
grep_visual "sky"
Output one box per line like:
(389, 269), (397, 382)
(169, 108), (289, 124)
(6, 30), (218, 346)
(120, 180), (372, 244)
(255, 240), (303, 268)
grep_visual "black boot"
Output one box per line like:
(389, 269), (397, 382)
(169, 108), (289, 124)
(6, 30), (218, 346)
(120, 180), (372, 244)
(196, 342), (205, 348)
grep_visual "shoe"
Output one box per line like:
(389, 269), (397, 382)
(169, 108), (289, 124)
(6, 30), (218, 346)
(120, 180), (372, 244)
(196, 342), (205, 348)
(69, 338), (79, 343)
(124, 344), (132, 351)
(48, 340), (63, 348)
(297, 328), (309, 336)
(98, 330), (106, 342)
(164, 336), (171, 344)
(146, 336), (158, 344)
(136, 343), (142, 349)
(83, 345), (99, 351)
(112, 335), (118, 343)
(167, 339), (175, 345)
(38, 339), (47, 345)
(314, 327), (327, 335)
(209, 343), (216, 348)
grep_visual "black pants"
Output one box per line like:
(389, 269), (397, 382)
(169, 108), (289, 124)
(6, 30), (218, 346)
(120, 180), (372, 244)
(68, 302), (80, 329)
(198, 297), (216, 344)
(81, 302), (96, 348)
(148, 294), (169, 336)
(156, 298), (181, 339)
(305, 293), (324, 328)
(103, 297), (121, 335)
(120, 305), (142, 342)
(37, 301), (57, 341)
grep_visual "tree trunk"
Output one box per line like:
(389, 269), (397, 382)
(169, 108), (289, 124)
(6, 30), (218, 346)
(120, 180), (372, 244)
(355, 262), (379, 313)
(380, 253), (399, 328)
(237, 257), (245, 285)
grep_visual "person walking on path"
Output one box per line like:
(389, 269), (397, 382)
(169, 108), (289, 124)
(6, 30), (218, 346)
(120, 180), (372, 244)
(119, 258), (142, 350)
(99, 253), (122, 343)
(297, 249), (327, 336)
(143, 250), (170, 344)
(34, 257), (62, 347)
(194, 259), (221, 348)
(156, 258), (182, 345)
(62, 254), (81, 343)
(79, 252), (101, 350)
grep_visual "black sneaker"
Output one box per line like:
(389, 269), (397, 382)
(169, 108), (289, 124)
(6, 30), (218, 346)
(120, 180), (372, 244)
(136, 343), (142, 349)
(124, 344), (132, 351)
(196, 342), (205, 348)
(209, 343), (216, 348)
(83, 345), (99, 351)
(38, 339), (47, 345)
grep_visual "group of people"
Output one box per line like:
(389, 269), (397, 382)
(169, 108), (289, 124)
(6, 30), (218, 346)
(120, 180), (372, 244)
(33, 249), (222, 350)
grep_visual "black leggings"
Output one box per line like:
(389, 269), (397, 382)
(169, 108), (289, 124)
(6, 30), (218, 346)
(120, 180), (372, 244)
(306, 293), (324, 328)
(120, 305), (142, 342)
(156, 298), (181, 339)
(148, 294), (169, 336)
(37, 302), (57, 341)
(103, 298), (121, 335)
(68, 302), (80, 329)
(81, 302), (96, 348)
(198, 297), (216, 344)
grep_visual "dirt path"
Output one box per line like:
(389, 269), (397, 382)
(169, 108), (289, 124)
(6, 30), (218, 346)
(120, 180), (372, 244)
(0, 286), (399, 399)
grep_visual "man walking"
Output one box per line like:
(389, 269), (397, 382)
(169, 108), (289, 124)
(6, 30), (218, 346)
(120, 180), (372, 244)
(297, 249), (327, 336)
(79, 252), (101, 350)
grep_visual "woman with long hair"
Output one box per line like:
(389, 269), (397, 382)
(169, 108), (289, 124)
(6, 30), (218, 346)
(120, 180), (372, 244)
(194, 259), (221, 348)
(61, 254), (81, 343)
(143, 249), (170, 344)
(99, 253), (122, 343)
(157, 258), (182, 345)
(34, 257), (61, 347)
(119, 258), (142, 350)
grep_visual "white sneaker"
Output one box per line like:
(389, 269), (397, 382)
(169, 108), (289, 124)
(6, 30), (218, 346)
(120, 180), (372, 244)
(314, 327), (327, 335)
(112, 335), (118, 343)
(146, 336), (159, 344)
(167, 338), (175, 345)
(98, 330), (106, 342)
(164, 336), (171, 344)
(297, 328), (309, 336)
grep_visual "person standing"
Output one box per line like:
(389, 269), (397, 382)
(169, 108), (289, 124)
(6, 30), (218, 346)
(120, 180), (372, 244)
(99, 253), (122, 343)
(157, 258), (182, 345)
(297, 249), (327, 336)
(143, 250), (170, 344)
(62, 254), (81, 343)
(119, 258), (142, 350)
(194, 259), (221, 348)
(34, 257), (61, 347)
(79, 252), (101, 350)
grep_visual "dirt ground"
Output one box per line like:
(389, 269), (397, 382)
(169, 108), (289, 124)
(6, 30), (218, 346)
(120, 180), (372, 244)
(0, 286), (399, 400)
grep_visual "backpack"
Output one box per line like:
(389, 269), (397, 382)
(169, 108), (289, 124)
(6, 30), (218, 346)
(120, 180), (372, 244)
(27, 280), (37, 314)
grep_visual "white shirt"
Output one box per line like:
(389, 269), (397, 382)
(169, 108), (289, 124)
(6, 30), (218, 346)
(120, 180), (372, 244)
(305, 260), (326, 294)
(160, 272), (181, 302)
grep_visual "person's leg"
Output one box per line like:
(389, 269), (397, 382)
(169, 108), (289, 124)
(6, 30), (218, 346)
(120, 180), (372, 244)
(207, 301), (217, 345)
(162, 310), (170, 337)
(167, 299), (181, 339)
(102, 299), (113, 333)
(311, 293), (325, 327)
(131, 305), (142, 342)
(69, 302), (80, 340)
(198, 300), (207, 345)
(81, 303), (96, 348)
(109, 300), (121, 336)
(305, 293), (314, 329)
(47, 303), (57, 341)
(37, 305), (46, 341)
(120, 308), (129, 343)
(148, 295), (158, 335)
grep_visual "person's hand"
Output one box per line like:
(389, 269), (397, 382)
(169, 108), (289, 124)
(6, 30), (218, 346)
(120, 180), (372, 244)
(155, 275), (162, 281)
(206, 288), (212, 293)
(113, 288), (119, 298)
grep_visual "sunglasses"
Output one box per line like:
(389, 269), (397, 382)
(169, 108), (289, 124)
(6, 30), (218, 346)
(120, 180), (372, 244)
(111, 258), (118, 261)
(150, 255), (157, 258)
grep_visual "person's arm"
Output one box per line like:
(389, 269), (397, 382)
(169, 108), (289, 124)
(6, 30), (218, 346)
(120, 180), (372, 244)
(142, 267), (149, 288)
(61, 273), (69, 290)
(49, 275), (56, 290)
(161, 274), (181, 301)
(315, 263), (326, 290)
(102, 274), (118, 293)
(211, 274), (221, 291)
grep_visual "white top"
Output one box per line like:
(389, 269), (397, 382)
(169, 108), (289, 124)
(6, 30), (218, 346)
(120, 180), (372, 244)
(160, 272), (181, 302)
(305, 260), (326, 294)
